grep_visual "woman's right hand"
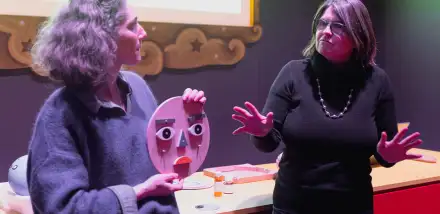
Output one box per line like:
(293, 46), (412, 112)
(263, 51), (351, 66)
(232, 101), (274, 137)
(133, 173), (183, 199)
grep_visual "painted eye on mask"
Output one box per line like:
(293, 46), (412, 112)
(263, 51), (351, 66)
(156, 126), (175, 140)
(188, 123), (204, 136)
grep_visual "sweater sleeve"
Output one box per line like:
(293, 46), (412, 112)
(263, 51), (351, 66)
(250, 61), (297, 153)
(27, 97), (137, 214)
(373, 69), (398, 168)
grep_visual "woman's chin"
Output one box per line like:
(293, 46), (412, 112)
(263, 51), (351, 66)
(124, 57), (142, 66)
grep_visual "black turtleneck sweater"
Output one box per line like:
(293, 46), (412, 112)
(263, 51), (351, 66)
(252, 54), (398, 214)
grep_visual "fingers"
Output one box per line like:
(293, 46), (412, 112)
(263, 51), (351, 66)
(232, 126), (246, 135)
(187, 89), (199, 102)
(392, 128), (408, 144)
(182, 88), (192, 101)
(265, 112), (274, 125)
(405, 152), (423, 160)
(161, 173), (179, 181)
(199, 96), (207, 104)
(232, 114), (247, 124)
(182, 89), (206, 104)
(404, 139), (423, 151)
(163, 182), (183, 191)
(194, 90), (205, 102)
(377, 132), (388, 149)
(233, 106), (253, 118)
(244, 102), (262, 117)
(414, 155), (437, 163)
(399, 132), (421, 146)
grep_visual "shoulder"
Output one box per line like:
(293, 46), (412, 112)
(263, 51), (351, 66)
(280, 59), (308, 74)
(120, 70), (152, 89)
(29, 87), (77, 152)
(275, 59), (308, 79)
(120, 70), (158, 106)
(368, 65), (395, 99)
(120, 70), (155, 95)
(35, 87), (76, 123)
(369, 65), (393, 88)
(120, 70), (147, 86)
(273, 59), (309, 86)
(285, 59), (309, 68)
(30, 87), (79, 138)
(371, 65), (389, 79)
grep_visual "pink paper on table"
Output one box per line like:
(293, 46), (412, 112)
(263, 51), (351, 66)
(146, 96), (210, 178)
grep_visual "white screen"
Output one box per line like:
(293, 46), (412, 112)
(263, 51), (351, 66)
(0, 0), (253, 27)
(132, 0), (242, 14)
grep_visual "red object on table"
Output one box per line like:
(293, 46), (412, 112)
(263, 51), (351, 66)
(374, 182), (440, 214)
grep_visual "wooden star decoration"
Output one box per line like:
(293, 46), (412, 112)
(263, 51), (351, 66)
(21, 39), (33, 52)
(191, 39), (203, 52)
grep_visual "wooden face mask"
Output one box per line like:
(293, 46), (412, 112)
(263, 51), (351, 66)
(146, 96), (210, 178)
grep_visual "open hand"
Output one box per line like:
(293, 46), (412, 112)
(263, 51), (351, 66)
(182, 88), (206, 104)
(377, 127), (423, 163)
(134, 173), (183, 199)
(232, 101), (273, 137)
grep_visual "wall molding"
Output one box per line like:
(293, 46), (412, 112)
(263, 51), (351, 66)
(0, 0), (261, 77)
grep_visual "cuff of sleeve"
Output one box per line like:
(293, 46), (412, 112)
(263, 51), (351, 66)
(251, 128), (275, 140)
(374, 152), (396, 168)
(108, 185), (138, 214)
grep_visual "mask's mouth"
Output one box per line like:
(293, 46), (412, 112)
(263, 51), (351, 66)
(173, 156), (192, 165)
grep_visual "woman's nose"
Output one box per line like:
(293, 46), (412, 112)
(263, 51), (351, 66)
(138, 24), (147, 40)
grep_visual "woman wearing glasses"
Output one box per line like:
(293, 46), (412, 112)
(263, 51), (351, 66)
(232, 0), (424, 213)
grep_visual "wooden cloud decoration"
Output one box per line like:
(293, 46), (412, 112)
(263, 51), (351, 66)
(0, 0), (262, 77)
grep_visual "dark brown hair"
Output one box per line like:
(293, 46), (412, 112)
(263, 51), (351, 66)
(302, 0), (377, 66)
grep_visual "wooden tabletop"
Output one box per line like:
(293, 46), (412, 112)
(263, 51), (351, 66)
(175, 148), (440, 214)
(1, 148), (438, 214)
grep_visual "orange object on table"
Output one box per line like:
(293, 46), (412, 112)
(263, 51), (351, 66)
(203, 163), (277, 184)
(175, 148), (440, 214)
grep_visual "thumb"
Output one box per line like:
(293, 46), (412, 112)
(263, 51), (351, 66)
(163, 181), (183, 191)
(377, 132), (387, 149)
(232, 126), (246, 135)
(265, 112), (274, 125)
(161, 173), (179, 181)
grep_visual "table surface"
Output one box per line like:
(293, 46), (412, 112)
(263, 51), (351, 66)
(175, 148), (440, 214)
(1, 147), (438, 214)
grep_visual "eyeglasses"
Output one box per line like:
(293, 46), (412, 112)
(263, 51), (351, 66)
(316, 19), (346, 35)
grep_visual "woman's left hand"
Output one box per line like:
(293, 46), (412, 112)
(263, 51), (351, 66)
(182, 88), (207, 105)
(377, 127), (423, 163)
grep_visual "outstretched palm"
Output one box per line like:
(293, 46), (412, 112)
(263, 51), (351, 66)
(377, 127), (423, 163)
(232, 101), (274, 137)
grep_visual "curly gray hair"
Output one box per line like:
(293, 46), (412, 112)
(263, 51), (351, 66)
(31, 0), (128, 88)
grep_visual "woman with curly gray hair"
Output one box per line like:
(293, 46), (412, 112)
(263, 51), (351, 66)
(27, 0), (206, 213)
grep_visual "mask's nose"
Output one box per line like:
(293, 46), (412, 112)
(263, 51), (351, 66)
(177, 130), (188, 148)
